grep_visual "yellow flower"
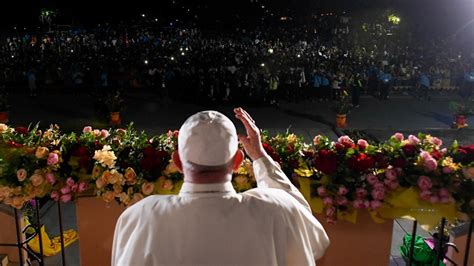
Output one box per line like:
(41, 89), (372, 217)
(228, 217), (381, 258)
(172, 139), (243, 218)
(163, 161), (180, 175)
(35, 147), (50, 159)
(463, 167), (474, 180)
(0, 124), (10, 133)
(30, 174), (44, 187)
(287, 134), (297, 145)
(93, 145), (117, 169)
(234, 175), (248, 186)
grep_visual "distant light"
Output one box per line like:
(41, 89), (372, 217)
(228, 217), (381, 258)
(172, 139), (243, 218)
(268, 48), (274, 54)
(388, 14), (401, 25)
(70, 49), (74, 53)
(280, 16), (288, 21)
(144, 60), (149, 64)
(297, 54), (301, 58)
(260, 63), (265, 67)
(180, 47), (183, 51)
(181, 52), (185, 56)
(11, 55), (14, 58)
(13, 27), (16, 30)
(141, 14), (146, 18)
(261, 5), (265, 8)
(170, 56), (175, 61)
(185, 47), (189, 51)
(155, 18), (158, 22)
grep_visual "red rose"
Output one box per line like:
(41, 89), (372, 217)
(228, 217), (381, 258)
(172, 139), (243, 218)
(287, 145), (294, 153)
(143, 146), (156, 157)
(79, 156), (92, 169)
(73, 146), (89, 157)
(140, 157), (156, 171)
(402, 144), (416, 156)
(335, 143), (345, 152)
(347, 153), (375, 172)
(392, 157), (407, 168)
(14, 127), (29, 135)
(263, 143), (281, 164)
(6, 141), (23, 148)
(314, 149), (338, 175)
(431, 150), (442, 160)
(457, 145), (474, 164)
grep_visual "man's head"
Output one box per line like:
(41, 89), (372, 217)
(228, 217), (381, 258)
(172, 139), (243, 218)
(173, 111), (244, 183)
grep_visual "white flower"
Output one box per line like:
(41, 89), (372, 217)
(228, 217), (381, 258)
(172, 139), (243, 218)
(93, 145), (117, 169)
(0, 124), (10, 133)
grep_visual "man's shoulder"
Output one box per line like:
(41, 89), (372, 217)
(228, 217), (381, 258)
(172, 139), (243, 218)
(241, 188), (302, 210)
(119, 195), (176, 219)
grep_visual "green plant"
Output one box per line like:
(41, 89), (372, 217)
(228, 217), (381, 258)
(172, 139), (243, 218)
(105, 92), (123, 112)
(332, 91), (351, 115)
(449, 101), (472, 116)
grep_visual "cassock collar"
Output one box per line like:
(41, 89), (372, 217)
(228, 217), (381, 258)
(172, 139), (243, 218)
(179, 181), (237, 197)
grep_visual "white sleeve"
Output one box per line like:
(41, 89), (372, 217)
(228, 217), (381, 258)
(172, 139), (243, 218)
(252, 154), (312, 212)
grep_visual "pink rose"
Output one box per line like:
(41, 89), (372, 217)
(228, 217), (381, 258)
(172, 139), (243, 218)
(71, 184), (78, 193)
(100, 129), (110, 139)
(323, 197), (334, 206)
(429, 195), (440, 204)
(431, 137), (442, 147)
(393, 133), (404, 141)
(325, 206), (336, 218)
(420, 151), (431, 160)
(141, 182), (155, 196)
(83, 126), (93, 133)
(47, 153), (59, 166)
(419, 190), (432, 201)
(438, 188), (450, 198)
(385, 169), (397, 180)
(440, 148), (447, 155)
(66, 177), (75, 187)
(92, 129), (101, 137)
(442, 167), (453, 174)
(51, 191), (60, 201)
(440, 196), (452, 204)
(317, 186), (328, 197)
(46, 173), (56, 184)
(370, 200), (382, 210)
(417, 176), (432, 191)
(337, 185), (348, 196)
(408, 135), (420, 145)
(357, 139), (368, 150)
(338, 135), (353, 144)
(313, 135), (322, 146)
(371, 189), (385, 201)
(353, 199), (369, 209)
(356, 188), (368, 199)
(78, 182), (87, 192)
(60, 186), (71, 195)
(366, 174), (379, 185)
(16, 169), (27, 182)
(326, 217), (337, 225)
(373, 182), (385, 190)
(384, 179), (399, 190)
(423, 158), (438, 172)
(336, 197), (349, 206)
(60, 193), (72, 203)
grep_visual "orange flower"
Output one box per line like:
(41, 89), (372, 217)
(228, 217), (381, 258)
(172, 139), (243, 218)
(35, 147), (49, 159)
(141, 182), (155, 196)
(95, 178), (105, 189)
(30, 174), (44, 187)
(102, 191), (115, 203)
(16, 169), (27, 182)
(124, 167), (137, 184)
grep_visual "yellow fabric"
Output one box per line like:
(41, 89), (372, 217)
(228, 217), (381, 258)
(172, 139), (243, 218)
(377, 187), (457, 230)
(27, 226), (78, 257)
(337, 210), (358, 223)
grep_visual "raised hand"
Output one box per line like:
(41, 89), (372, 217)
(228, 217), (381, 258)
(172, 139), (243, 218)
(233, 107), (266, 161)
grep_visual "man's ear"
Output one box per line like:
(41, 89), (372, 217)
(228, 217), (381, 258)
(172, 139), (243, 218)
(172, 151), (183, 173)
(232, 150), (245, 172)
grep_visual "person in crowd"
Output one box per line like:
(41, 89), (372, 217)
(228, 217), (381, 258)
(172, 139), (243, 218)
(417, 71), (431, 100)
(112, 108), (330, 265)
(378, 67), (392, 100)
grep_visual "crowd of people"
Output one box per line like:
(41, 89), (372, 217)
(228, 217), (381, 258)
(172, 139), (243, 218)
(1, 16), (474, 106)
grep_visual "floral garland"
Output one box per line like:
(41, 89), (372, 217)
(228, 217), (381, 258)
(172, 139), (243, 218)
(0, 123), (473, 225)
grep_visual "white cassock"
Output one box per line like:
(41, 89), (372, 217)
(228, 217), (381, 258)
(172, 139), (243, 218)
(112, 155), (330, 266)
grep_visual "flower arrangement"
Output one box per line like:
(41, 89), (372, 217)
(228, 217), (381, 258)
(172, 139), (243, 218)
(0, 123), (473, 227)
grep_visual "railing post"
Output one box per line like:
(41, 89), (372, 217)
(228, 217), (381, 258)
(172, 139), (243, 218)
(464, 219), (473, 266)
(57, 201), (66, 266)
(436, 217), (446, 265)
(13, 208), (24, 264)
(35, 198), (45, 266)
(408, 220), (418, 266)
